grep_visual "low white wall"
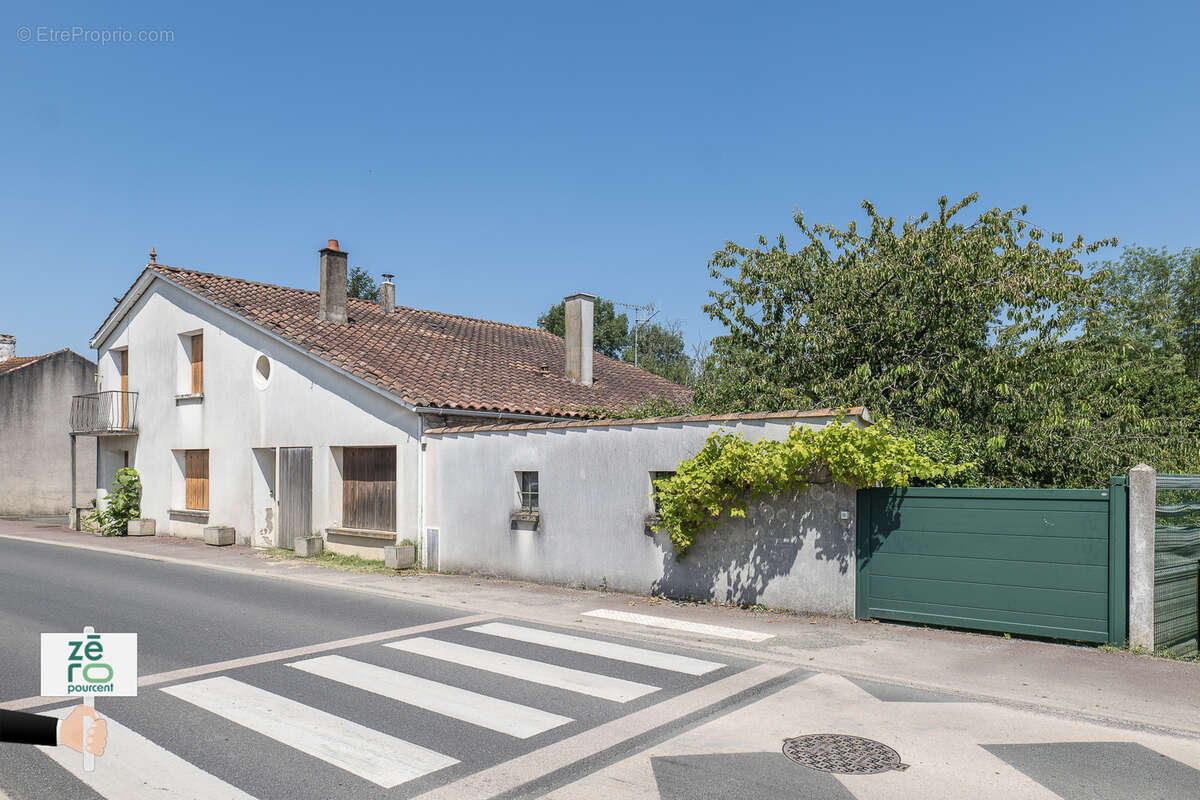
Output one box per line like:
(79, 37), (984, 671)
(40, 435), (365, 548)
(425, 414), (860, 616)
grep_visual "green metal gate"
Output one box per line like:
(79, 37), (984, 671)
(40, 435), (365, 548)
(856, 481), (1127, 644)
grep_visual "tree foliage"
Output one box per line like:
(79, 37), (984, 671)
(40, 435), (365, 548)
(347, 266), (379, 302)
(652, 421), (967, 555)
(621, 320), (693, 385)
(1092, 245), (1200, 380)
(694, 194), (1200, 487)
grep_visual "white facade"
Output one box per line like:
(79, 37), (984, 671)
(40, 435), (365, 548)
(92, 277), (424, 553)
(424, 412), (868, 615)
(87, 268), (869, 616)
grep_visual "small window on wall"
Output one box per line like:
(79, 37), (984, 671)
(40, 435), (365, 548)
(650, 471), (675, 513)
(185, 450), (209, 510)
(517, 471), (539, 511)
(190, 333), (204, 393)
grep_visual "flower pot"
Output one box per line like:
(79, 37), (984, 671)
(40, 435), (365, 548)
(294, 536), (324, 557)
(385, 544), (415, 570)
(127, 518), (156, 537)
(203, 525), (236, 546)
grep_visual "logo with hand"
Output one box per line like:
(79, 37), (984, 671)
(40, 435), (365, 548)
(61, 705), (107, 756)
(0, 706), (106, 756)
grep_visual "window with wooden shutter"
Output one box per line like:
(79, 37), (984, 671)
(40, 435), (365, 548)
(190, 334), (203, 394)
(185, 449), (209, 510)
(342, 447), (396, 531)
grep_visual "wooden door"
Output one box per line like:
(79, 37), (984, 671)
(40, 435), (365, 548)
(118, 350), (129, 428)
(185, 450), (209, 510)
(278, 447), (313, 550)
(342, 447), (396, 531)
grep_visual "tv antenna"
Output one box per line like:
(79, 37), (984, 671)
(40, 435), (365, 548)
(601, 297), (659, 367)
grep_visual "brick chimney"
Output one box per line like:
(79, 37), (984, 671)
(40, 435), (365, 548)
(319, 239), (348, 324)
(564, 293), (594, 386)
(379, 273), (395, 314)
(0, 334), (14, 362)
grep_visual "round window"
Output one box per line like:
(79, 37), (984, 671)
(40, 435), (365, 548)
(253, 354), (272, 388)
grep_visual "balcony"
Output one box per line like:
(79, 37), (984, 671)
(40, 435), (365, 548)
(70, 391), (139, 435)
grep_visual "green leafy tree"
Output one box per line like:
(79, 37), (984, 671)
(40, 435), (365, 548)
(538, 299), (629, 358)
(622, 320), (694, 385)
(1093, 245), (1200, 380)
(695, 194), (1200, 486)
(347, 266), (379, 302)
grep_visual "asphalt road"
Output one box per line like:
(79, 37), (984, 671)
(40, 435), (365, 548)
(0, 538), (763, 800)
(2, 536), (1199, 800)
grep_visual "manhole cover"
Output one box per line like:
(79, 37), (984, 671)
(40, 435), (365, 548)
(782, 734), (909, 774)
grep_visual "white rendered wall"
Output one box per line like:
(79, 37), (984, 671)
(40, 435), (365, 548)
(425, 416), (860, 616)
(94, 278), (420, 548)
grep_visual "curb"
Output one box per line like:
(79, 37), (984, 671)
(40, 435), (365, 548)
(3, 531), (1198, 740)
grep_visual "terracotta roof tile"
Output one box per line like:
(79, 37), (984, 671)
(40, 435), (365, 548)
(423, 407), (872, 435)
(147, 264), (691, 418)
(0, 350), (68, 377)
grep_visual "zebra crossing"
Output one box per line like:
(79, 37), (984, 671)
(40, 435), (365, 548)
(23, 619), (735, 800)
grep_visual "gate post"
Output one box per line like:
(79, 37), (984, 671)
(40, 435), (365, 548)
(1128, 464), (1157, 651)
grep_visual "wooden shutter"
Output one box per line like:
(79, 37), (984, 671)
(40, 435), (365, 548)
(342, 447), (396, 531)
(191, 334), (203, 394)
(118, 350), (129, 428)
(185, 450), (209, 511)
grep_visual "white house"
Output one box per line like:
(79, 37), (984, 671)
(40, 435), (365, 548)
(79, 240), (690, 558)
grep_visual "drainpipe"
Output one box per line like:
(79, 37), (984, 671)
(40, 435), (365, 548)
(416, 423), (425, 568)
(69, 434), (77, 530)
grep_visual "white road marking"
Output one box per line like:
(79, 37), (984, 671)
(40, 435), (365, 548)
(467, 622), (726, 675)
(161, 676), (457, 788)
(288, 654), (572, 739)
(582, 609), (776, 642)
(36, 705), (257, 800)
(3, 613), (495, 712)
(410, 662), (797, 800)
(385, 637), (659, 702)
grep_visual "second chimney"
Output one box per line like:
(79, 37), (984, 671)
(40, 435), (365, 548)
(379, 273), (395, 314)
(319, 239), (348, 324)
(564, 293), (594, 386)
(0, 334), (14, 363)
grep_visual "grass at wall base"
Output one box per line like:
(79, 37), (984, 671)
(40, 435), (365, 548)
(651, 420), (968, 557)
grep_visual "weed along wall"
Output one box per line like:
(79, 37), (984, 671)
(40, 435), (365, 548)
(423, 410), (871, 616)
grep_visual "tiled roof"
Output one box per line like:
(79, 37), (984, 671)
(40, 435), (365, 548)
(0, 350), (65, 377)
(147, 264), (692, 418)
(424, 407), (871, 435)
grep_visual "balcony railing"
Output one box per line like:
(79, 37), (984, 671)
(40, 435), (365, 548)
(70, 391), (139, 435)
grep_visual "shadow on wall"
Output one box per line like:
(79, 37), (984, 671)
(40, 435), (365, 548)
(650, 474), (855, 607)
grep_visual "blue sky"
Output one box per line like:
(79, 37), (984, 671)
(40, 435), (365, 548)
(3, 1), (1198, 358)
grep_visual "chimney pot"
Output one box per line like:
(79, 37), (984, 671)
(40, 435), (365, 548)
(319, 239), (348, 323)
(0, 334), (14, 363)
(563, 293), (595, 386)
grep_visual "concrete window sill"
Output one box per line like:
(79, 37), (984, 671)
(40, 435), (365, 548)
(325, 526), (396, 541)
(175, 393), (204, 405)
(510, 509), (541, 530)
(169, 508), (209, 522)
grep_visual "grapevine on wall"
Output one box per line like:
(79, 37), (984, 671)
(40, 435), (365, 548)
(651, 420), (969, 556)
